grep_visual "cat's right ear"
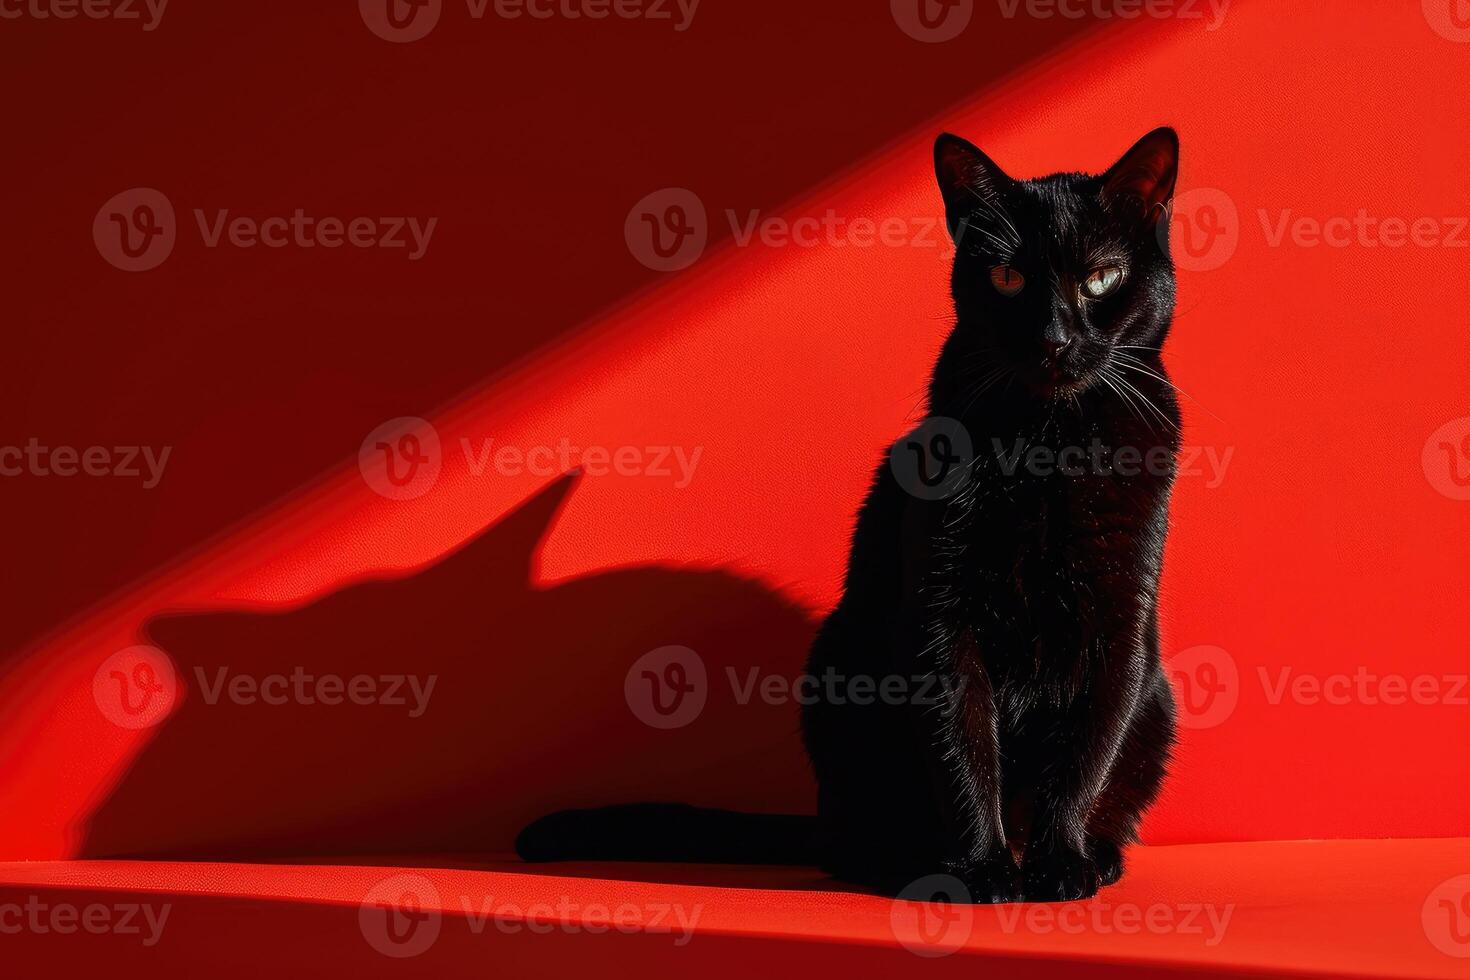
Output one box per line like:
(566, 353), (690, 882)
(934, 133), (1013, 240)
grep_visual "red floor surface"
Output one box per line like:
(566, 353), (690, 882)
(3, 840), (1469, 977)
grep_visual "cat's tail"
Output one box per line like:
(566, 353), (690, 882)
(515, 803), (820, 865)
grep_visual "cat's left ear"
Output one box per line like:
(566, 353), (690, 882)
(934, 132), (1015, 240)
(1101, 127), (1179, 226)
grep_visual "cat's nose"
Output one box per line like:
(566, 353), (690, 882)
(1042, 336), (1073, 362)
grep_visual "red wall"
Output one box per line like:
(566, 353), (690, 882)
(2, 0), (1467, 860)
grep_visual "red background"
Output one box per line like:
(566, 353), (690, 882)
(2, 0), (1468, 863)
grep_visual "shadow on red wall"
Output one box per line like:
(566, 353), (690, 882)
(81, 474), (818, 860)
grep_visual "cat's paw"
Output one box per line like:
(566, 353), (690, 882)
(1089, 838), (1125, 887)
(959, 853), (1023, 904)
(879, 854), (1021, 904)
(1022, 847), (1099, 902)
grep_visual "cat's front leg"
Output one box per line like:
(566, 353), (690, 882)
(898, 617), (1021, 903)
(1020, 639), (1148, 902)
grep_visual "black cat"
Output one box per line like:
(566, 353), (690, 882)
(519, 129), (1183, 904)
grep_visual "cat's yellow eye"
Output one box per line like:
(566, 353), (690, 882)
(1083, 266), (1124, 299)
(990, 265), (1025, 297)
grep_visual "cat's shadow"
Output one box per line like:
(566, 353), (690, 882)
(81, 474), (819, 866)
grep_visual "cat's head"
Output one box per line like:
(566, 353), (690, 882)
(934, 128), (1179, 401)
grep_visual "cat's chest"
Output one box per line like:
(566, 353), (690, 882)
(955, 432), (1174, 610)
(936, 461), (1168, 687)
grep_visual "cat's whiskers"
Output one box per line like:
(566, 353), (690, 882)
(1097, 368), (1152, 432)
(1109, 368), (1179, 434)
(1112, 354), (1225, 425)
(958, 365), (1011, 419)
